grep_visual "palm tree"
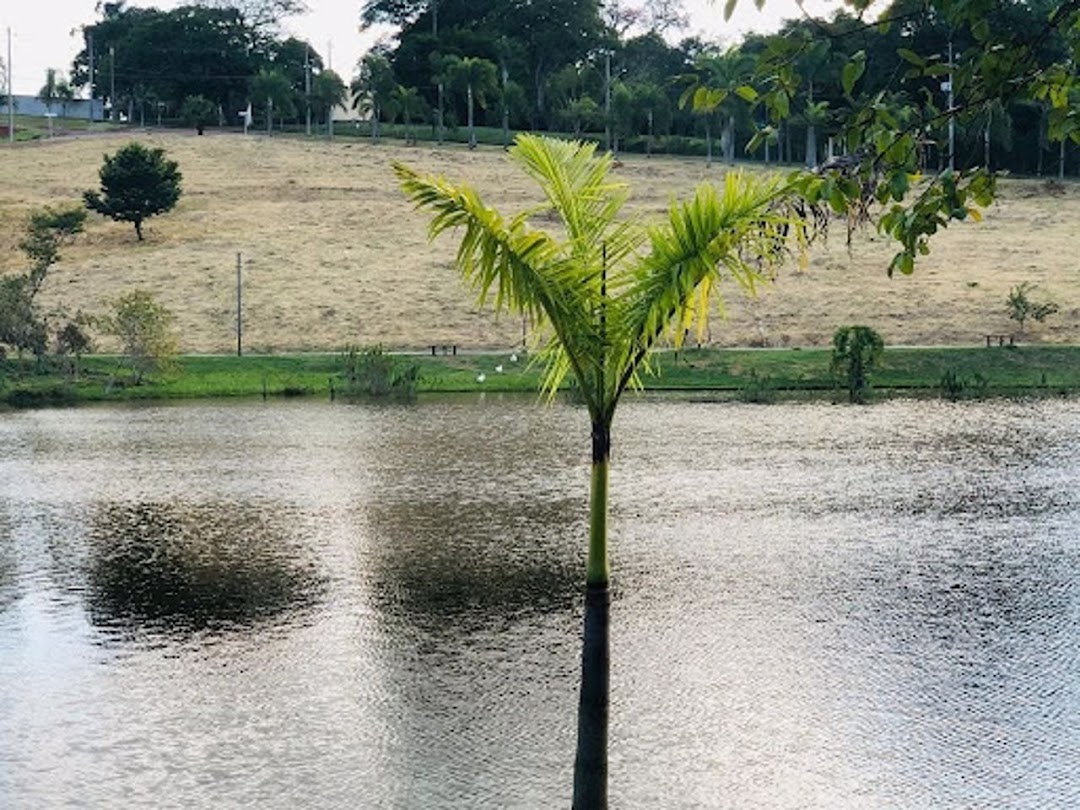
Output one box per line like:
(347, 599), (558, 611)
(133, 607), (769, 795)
(449, 56), (498, 149)
(351, 52), (395, 141)
(395, 134), (818, 808)
(386, 84), (427, 145)
(680, 48), (754, 165)
(311, 69), (348, 138)
(429, 52), (460, 145)
(55, 78), (76, 120)
(251, 68), (295, 133)
(38, 69), (60, 117)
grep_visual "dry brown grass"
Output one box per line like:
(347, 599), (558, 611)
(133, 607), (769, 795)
(2, 130), (1078, 352)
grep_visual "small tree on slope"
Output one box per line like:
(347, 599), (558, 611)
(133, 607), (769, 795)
(84, 143), (182, 241)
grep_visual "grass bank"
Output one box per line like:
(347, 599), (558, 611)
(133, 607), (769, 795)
(2, 345), (1078, 408)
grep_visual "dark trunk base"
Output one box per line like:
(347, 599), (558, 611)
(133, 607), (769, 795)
(572, 581), (610, 809)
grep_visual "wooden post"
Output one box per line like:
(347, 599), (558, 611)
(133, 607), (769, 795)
(236, 252), (243, 357)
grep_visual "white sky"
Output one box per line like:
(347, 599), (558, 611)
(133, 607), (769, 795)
(2, 0), (840, 96)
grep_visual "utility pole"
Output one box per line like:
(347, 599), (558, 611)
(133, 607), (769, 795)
(6, 28), (13, 144)
(236, 253), (243, 357)
(304, 43), (311, 136)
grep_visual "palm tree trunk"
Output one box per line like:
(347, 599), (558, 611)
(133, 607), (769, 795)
(437, 81), (445, 144)
(573, 420), (611, 809)
(468, 84), (476, 149)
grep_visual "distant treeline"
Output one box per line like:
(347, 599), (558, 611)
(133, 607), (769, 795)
(65, 0), (1076, 174)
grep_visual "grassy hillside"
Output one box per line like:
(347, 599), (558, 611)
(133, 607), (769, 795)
(2, 130), (1078, 353)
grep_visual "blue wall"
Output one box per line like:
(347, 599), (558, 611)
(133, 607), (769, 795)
(0, 95), (105, 120)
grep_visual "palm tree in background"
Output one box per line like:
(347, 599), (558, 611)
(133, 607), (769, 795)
(450, 56), (498, 149)
(352, 52), (395, 141)
(680, 47), (754, 165)
(396, 134), (820, 808)
(386, 84), (427, 144)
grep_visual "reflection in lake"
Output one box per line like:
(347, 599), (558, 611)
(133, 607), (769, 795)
(84, 500), (323, 637)
(0, 396), (1078, 808)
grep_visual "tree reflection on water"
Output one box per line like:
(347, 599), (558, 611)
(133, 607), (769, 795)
(84, 500), (324, 637)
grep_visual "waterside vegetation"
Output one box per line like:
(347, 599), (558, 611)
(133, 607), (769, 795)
(5, 344), (1075, 408)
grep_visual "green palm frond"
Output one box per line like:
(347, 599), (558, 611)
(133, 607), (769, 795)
(510, 134), (629, 252)
(611, 172), (793, 400)
(398, 134), (815, 424)
(395, 159), (608, 414)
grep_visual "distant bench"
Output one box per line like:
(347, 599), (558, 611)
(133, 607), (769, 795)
(985, 334), (1016, 347)
(430, 344), (458, 356)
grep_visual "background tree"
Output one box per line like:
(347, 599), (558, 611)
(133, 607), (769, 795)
(251, 68), (296, 132)
(55, 77), (76, 119)
(630, 81), (671, 155)
(386, 84), (427, 144)
(100, 290), (178, 384)
(194, 0), (308, 32)
(397, 133), (820, 809)
(450, 56), (498, 148)
(71, 5), (261, 117)
(38, 69), (61, 117)
(830, 325), (885, 404)
(180, 94), (218, 135)
(352, 52), (396, 140)
(310, 69), (348, 133)
(0, 205), (86, 360)
(1006, 282), (1060, 334)
(84, 143), (182, 242)
(680, 47), (754, 164)
(429, 52), (461, 144)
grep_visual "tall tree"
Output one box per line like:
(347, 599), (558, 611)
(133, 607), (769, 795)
(680, 47), (754, 164)
(352, 52), (396, 140)
(71, 5), (261, 115)
(194, 0), (308, 31)
(55, 78), (76, 119)
(251, 68), (296, 131)
(396, 133), (819, 810)
(449, 56), (498, 148)
(37, 69), (61, 117)
(310, 69), (348, 133)
(386, 84), (428, 143)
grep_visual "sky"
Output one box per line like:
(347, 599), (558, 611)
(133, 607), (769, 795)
(2, 0), (838, 96)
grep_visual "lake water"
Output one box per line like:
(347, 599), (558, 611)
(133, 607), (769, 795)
(1, 395), (1078, 808)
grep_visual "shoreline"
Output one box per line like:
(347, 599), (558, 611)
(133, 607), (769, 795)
(3, 345), (1078, 408)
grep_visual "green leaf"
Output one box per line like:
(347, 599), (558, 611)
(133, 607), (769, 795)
(735, 84), (759, 103)
(889, 171), (910, 201)
(841, 52), (866, 98)
(897, 48), (926, 68)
